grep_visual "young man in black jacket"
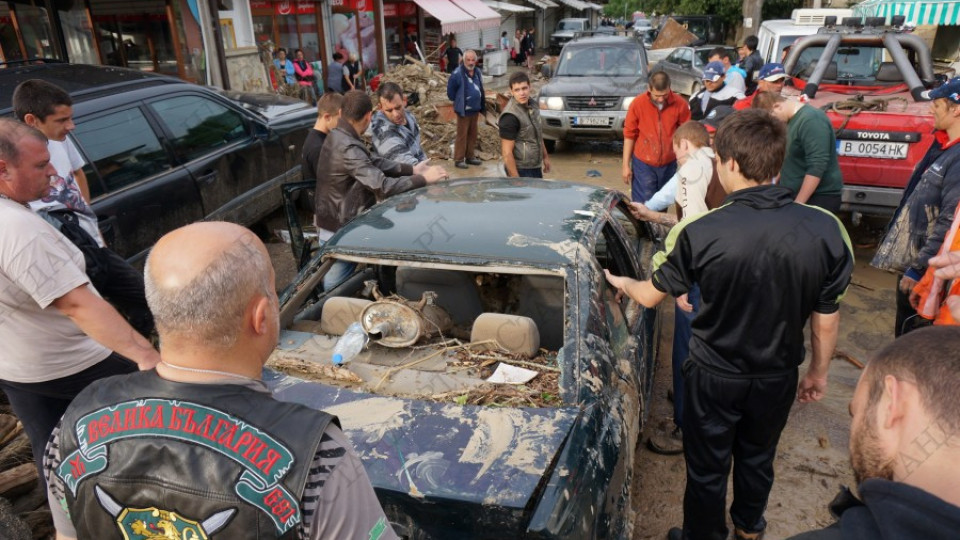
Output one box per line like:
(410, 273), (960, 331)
(788, 327), (960, 540)
(605, 109), (854, 540)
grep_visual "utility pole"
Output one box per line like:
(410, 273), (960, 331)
(737, 0), (764, 45)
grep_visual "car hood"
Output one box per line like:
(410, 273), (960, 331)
(220, 90), (315, 123)
(552, 30), (579, 39)
(540, 76), (647, 98)
(265, 368), (580, 508)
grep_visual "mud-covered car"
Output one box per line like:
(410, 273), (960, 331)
(268, 179), (662, 539)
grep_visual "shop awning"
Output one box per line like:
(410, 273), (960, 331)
(484, 0), (534, 12)
(450, 0), (504, 30)
(412, 0), (481, 34)
(584, 2), (605, 10)
(853, 0), (960, 25)
(524, 0), (558, 8)
(552, 0), (592, 11)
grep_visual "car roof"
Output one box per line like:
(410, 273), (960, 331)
(326, 179), (615, 268)
(568, 36), (640, 46)
(0, 63), (181, 114)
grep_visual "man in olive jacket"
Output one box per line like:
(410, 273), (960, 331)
(314, 90), (447, 288)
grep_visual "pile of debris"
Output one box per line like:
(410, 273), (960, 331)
(0, 394), (52, 540)
(380, 61), (504, 161)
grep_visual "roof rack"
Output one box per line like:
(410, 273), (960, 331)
(571, 30), (639, 41)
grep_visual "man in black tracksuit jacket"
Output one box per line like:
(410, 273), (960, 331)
(606, 109), (854, 540)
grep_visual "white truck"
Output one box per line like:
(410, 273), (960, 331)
(757, 8), (854, 64)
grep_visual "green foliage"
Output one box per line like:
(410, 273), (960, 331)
(609, 0), (805, 41)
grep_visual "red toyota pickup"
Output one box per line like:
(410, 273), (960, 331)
(782, 21), (939, 217)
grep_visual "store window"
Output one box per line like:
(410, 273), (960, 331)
(89, 0), (179, 78)
(251, 1), (324, 63)
(383, 1), (418, 66)
(330, 0), (379, 79)
(57, 2), (98, 65)
(0, 1), (61, 63)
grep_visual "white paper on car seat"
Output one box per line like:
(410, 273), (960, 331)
(486, 363), (539, 384)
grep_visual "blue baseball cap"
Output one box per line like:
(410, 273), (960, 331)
(921, 77), (960, 104)
(759, 62), (788, 81)
(702, 61), (725, 82)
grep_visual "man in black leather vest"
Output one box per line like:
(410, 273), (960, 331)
(44, 222), (397, 540)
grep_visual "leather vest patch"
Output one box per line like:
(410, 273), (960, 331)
(58, 398), (301, 535)
(94, 485), (236, 539)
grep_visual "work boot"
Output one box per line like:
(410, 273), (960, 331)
(647, 425), (683, 455)
(466, 157), (482, 165)
(734, 528), (765, 540)
(455, 160), (469, 169)
(666, 527), (682, 540)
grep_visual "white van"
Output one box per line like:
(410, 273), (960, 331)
(757, 8), (854, 64)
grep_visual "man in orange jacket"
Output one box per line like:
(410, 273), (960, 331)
(622, 71), (692, 202)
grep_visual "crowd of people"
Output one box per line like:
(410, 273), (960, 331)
(1, 34), (959, 539)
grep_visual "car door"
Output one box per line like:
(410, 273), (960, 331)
(74, 105), (204, 265)
(661, 48), (689, 94)
(146, 92), (268, 225)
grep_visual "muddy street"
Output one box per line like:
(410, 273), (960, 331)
(267, 141), (897, 539)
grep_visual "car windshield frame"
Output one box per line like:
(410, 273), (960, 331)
(793, 45), (886, 80)
(555, 44), (645, 77)
(558, 20), (584, 31)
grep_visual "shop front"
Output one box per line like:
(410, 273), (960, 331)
(0, 0), (204, 83)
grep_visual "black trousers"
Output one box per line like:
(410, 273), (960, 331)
(681, 362), (798, 540)
(47, 210), (154, 336)
(0, 354), (137, 490)
(805, 192), (842, 215)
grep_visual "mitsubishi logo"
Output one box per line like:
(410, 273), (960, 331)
(588, 97), (597, 106)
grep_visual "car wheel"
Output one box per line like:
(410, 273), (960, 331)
(544, 139), (557, 153)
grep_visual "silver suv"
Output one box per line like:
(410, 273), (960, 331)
(550, 18), (591, 53)
(539, 35), (648, 151)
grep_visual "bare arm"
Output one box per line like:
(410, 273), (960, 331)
(603, 270), (668, 308)
(542, 141), (551, 173)
(794, 174), (821, 204)
(52, 285), (159, 370)
(73, 169), (91, 203)
(797, 311), (839, 403)
(621, 138), (636, 186)
(502, 139), (519, 177)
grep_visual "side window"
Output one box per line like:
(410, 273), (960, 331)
(678, 48), (693, 68)
(149, 95), (246, 162)
(594, 223), (639, 280)
(665, 49), (683, 64)
(73, 108), (171, 196)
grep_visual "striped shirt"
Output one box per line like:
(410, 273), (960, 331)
(370, 110), (428, 166)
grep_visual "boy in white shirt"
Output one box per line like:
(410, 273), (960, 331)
(13, 79), (154, 336)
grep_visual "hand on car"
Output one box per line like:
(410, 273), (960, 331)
(413, 159), (431, 175)
(604, 269), (629, 302)
(628, 201), (652, 221)
(422, 165), (449, 184)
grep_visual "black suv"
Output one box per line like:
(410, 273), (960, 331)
(0, 62), (315, 264)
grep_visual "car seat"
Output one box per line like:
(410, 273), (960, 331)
(516, 275), (565, 351)
(395, 267), (483, 327)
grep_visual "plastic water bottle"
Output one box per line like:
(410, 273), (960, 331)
(332, 322), (368, 366)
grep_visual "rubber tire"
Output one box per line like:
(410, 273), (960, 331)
(544, 139), (557, 153)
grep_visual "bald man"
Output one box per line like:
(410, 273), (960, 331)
(44, 222), (398, 540)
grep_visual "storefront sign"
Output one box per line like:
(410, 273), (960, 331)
(383, 2), (417, 17)
(250, 1), (316, 15)
(330, 0), (369, 11)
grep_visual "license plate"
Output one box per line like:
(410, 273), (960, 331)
(573, 116), (609, 126)
(837, 140), (908, 160)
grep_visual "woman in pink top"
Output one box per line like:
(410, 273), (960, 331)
(293, 49), (318, 103)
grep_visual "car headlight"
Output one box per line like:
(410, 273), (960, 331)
(622, 96), (635, 110)
(539, 96), (564, 111)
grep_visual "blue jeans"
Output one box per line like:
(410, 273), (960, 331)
(672, 283), (700, 430)
(517, 167), (543, 178)
(631, 156), (676, 203)
(323, 260), (357, 291)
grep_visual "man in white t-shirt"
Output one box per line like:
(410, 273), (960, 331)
(0, 118), (159, 488)
(13, 79), (153, 335)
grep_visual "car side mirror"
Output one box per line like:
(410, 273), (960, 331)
(541, 64), (553, 78)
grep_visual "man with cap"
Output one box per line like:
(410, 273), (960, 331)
(689, 61), (744, 121)
(708, 47), (746, 94)
(872, 77), (960, 336)
(735, 63), (789, 110)
(752, 91), (843, 213)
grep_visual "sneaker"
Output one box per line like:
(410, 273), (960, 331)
(647, 426), (683, 455)
(466, 157), (482, 165)
(666, 527), (683, 540)
(455, 160), (469, 169)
